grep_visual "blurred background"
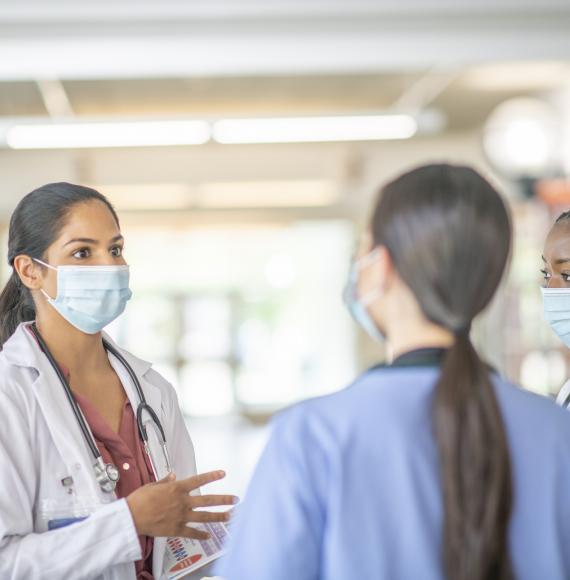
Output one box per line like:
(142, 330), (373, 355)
(2, 0), (570, 496)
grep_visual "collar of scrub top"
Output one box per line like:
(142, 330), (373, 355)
(391, 347), (447, 367)
(369, 347), (497, 375)
(366, 347), (447, 373)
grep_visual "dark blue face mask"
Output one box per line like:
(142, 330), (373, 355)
(343, 249), (385, 343)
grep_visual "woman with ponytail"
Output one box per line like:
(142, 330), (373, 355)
(217, 164), (570, 580)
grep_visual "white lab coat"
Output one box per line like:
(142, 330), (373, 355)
(0, 322), (201, 580)
(557, 379), (570, 408)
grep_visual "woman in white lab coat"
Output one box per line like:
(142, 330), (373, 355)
(541, 210), (570, 408)
(0, 183), (237, 579)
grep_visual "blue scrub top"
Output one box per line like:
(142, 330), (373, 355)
(216, 356), (570, 580)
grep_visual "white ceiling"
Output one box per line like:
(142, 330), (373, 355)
(0, 0), (565, 218)
(1, 1), (570, 80)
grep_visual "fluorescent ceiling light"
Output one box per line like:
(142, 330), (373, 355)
(197, 180), (338, 208)
(212, 114), (417, 144)
(2, 114), (419, 149)
(6, 120), (211, 149)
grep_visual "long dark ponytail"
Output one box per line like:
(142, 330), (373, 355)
(0, 182), (119, 347)
(371, 164), (513, 580)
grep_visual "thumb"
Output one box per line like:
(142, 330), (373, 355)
(157, 472), (176, 484)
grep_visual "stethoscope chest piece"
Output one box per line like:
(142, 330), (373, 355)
(94, 458), (120, 493)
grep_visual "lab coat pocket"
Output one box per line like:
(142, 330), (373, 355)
(38, 496), (101, 532)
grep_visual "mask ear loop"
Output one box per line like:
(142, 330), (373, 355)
(356, 247), (384, 307)
(32, 258), (58, 301)
(32, 258), (57, 271)
(355, 247), (381, 269)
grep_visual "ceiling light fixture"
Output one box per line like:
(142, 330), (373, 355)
(6, 120), (211, 149)
(212, 114), (417, 144)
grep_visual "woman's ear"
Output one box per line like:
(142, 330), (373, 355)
(13, 255), (42, 291)
(356, 230), (374, 259)
(373, 246), (395, 293)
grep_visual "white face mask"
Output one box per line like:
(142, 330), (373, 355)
(542, 286), (570, 348)
(34, 259), (132, 334)
(343, 249), (385, 343)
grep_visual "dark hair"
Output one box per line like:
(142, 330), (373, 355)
(371, 164), (513, 580)
(0, 182), (119, 347)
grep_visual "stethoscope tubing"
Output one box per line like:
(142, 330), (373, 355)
(30, 323), (166, 469)
(102, 340), (167, 444)
(31, 323), (102, 460)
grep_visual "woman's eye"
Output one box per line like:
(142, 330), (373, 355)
(541, 269), (551, 280)
(72, 248), (90, 259)
(563, 274), (570, 282)
(110, 246), (123, 257)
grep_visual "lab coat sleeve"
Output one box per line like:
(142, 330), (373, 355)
(154, 370), (198, 480)
(0, 384), (142, 580)
(555, 379), (570, 408)
(214, 404), (330, 580)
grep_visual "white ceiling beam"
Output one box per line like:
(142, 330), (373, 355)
(0, 1), (568, 81)
(0, 1), (569, 22)
(1, 26), (570, 81)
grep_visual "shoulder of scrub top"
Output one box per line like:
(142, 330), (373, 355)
(270, 364), (570, 462)
(267, 365), (443, 452)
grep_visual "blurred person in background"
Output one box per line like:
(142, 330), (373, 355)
(216, 164), (570, 580)
(0, 183), (237, 580)
(541, 210), (570, 409)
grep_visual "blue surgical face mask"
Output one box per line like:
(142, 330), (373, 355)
(34, 259), (132, 334)
(542, 286), (570, 347)
(343, 249), (385, 343)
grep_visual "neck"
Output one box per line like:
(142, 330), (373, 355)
(386, 319), (455, 362)
(34, 308), (108, 375)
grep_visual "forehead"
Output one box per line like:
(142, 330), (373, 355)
(56, 200), (120, 240)
(544, 222), (570, 262)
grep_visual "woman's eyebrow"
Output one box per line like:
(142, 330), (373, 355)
(63, 237), (97, 247)
(63, 234), (123, 247)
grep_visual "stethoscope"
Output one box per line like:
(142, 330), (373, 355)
(30, 323), (172, 494)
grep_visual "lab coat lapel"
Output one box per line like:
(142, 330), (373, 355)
(102, 335), (164, 467)
(103, 337), (168, 578)
(4, 325), (168, 577)
(105, 351), (162, 425)
(12, 325), (103, 499)
(106, 354), (167, 476)
(102, 333), (167, 470)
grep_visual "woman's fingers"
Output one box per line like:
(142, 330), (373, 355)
(178, 526), (212, 541)
(186, 510), (232, 524)
(177, 470), (226, 493)
(189, 494), (239, 509)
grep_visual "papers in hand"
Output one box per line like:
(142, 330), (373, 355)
(164, 522), (229, 580)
